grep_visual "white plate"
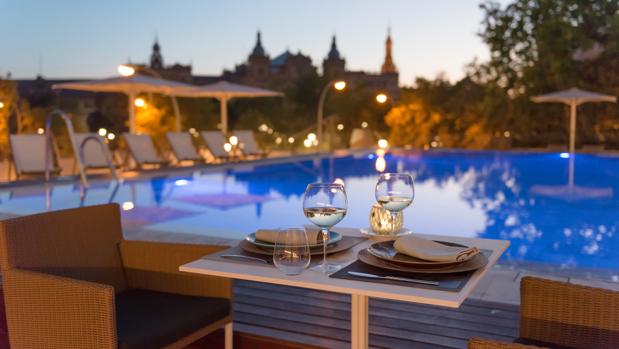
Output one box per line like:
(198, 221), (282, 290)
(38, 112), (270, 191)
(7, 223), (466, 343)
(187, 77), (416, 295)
(359, 227), (412, 238)
(246, 231), (342, 249)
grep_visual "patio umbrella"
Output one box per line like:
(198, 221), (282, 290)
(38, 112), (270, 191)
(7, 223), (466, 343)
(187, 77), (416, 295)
(531, 88), (616, 154)
(53, 75), (198, 133)
(175, 81), (283, 134)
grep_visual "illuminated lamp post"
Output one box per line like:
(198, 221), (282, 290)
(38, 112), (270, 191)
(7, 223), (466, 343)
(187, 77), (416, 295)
(317, 80), (346, 148)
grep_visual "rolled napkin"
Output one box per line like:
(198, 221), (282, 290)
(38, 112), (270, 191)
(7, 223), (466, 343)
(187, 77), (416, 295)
(393, 235), (479, 262)
(255, 226), (325, 244)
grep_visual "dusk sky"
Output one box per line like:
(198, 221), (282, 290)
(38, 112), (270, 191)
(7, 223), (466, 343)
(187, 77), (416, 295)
(1, 0), (506, 85)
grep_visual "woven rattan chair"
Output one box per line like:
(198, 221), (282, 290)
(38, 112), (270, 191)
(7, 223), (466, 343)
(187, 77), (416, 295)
(0, 204), (233, 349)
(469, 276), (619, 349)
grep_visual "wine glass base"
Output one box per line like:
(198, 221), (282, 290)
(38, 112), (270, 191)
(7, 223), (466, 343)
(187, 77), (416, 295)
(310, 262), (343, 274)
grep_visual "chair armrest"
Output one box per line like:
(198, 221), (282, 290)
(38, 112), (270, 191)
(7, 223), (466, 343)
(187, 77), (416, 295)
(468, 338), (547, 349)
(119, 240), (231, 299)
(3, 268), (117, 349)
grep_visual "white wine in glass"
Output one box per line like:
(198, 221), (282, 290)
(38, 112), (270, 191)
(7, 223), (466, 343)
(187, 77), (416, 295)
(375, 173), (414, 237)
(303, 183), (347, 273)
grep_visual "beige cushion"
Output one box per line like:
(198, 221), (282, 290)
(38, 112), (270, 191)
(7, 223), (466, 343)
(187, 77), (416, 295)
(124, 133), (166, 165)
(166, 132), (201, 161)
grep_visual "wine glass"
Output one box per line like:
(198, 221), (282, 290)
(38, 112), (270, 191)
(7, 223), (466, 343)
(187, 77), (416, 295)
(303, 183), (347, 273)
(375, 173), (414, 237)
(273, 227), (311, 275)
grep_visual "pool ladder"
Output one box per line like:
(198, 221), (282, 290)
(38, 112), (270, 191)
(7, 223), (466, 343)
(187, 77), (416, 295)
(44, 109), (119, 187)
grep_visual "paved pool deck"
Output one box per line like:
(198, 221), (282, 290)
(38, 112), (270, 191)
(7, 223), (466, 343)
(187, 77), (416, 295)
(125, 227), (619, 306)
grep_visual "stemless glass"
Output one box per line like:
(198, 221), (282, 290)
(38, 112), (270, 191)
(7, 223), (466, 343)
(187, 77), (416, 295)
(375, 173), (415, 237)
(303, 183), (347, 273)
(273, 227), (311, 275)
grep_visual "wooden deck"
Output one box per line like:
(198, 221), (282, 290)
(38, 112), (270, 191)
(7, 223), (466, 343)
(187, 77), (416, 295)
(224, 280), (520, 349)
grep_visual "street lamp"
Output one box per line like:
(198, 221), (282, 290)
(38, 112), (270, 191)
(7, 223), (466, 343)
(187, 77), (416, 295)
(376, 93), (388, 104)
(117, 64), (182, 132)
(134, 98), (146, 108)
(117, 64), (136, 77)
(317, 80), (346, 147)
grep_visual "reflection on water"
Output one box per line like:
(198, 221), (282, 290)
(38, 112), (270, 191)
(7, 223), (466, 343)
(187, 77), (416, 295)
(1, 151), (619, 271)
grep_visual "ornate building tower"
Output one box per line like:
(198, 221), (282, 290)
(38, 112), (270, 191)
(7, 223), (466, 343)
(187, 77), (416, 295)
(322, 35), (346, 79)
(380, 28), (397, 74)
(150, 38), (164, 70)
(247, 31), (270, 82)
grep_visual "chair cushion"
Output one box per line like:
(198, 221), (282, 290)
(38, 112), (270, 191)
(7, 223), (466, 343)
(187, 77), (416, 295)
(116, 289), (229, 349)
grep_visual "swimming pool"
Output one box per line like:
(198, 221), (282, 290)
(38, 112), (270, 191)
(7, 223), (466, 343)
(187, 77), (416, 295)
(1, 150), (618, 271)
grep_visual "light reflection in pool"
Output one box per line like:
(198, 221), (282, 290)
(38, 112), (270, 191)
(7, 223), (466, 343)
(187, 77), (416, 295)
(0, 150), (618, 271)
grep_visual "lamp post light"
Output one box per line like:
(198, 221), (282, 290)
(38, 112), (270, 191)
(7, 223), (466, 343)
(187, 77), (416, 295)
(376, 93), (388, 104)
(317, 80), (346, 148)
(117, 64), (182, 132)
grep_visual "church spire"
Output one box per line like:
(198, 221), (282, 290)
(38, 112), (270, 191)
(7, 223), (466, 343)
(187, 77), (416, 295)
(251, 30), (266, 57)
(327, 35), (341, 60)
(381, 27), (397, 74)
(150, 36), (163, 70)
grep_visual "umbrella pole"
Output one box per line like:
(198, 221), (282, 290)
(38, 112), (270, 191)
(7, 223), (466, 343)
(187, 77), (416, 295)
(568, 154), (575, 188)
(172, 96), (181, 131)
(220, 97), (228, 134)
(569, 101), (577, 154)
(128, 92), (136, 134)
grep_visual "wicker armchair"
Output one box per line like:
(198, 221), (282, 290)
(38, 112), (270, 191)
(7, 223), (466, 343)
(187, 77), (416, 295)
(0, 203), (232, 349)
(469, 276), (619, 349)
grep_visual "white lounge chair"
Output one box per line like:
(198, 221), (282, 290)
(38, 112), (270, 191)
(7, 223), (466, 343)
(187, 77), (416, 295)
(349, 128), (376, 149)
(71, 133), (117, 171)
(233, 130), (267, 158)
(123, 133), (168, 169)
(166, 132), (203, 163)
(9, 134), (61, 180)
(201, 131), (233, 161)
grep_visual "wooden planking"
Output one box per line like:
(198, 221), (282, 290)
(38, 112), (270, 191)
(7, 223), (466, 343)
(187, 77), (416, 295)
(234, 283), (519, 332)
(232, 281), (520, 349)
(237, 280), (519, 320)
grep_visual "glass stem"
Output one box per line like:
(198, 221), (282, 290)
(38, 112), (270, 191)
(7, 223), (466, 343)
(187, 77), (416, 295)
(321, 228), (329, 270)
(390, 211), (396, 238)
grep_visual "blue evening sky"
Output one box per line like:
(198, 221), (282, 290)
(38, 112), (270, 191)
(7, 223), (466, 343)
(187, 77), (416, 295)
(0, 0), (507, 85)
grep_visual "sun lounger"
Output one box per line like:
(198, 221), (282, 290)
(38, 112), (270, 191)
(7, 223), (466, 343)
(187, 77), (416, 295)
(9, 134), (61, 180)
(546, 143), (567, 152)
(201, 131), (233, 161)
(166, 132), (203, 163)
(581, 144), (605, 153)
(233, 130), (267, 158)
(123, 133), (168, 169)
(71, 133), (117, 170)
(349, 128), (376, 149)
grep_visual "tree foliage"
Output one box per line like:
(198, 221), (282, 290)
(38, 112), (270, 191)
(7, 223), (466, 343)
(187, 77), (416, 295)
(387, 0), (619, 149)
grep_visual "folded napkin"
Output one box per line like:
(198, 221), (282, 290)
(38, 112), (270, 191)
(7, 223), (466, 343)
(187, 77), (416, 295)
(255, 226), (324, 244)
(393, 235), (479, 262)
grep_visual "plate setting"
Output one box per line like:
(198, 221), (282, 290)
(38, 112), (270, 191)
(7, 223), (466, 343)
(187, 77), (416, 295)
(367, 240), (466, 267)
(245, 230), (342, 249)
(358, 240), (488, 274)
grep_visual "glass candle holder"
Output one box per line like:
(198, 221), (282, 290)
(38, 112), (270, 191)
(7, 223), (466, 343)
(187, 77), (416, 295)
(369, 203), (403, 235)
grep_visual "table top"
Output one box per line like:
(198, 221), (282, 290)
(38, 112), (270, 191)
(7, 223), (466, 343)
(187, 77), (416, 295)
(179, 228), (509, 308)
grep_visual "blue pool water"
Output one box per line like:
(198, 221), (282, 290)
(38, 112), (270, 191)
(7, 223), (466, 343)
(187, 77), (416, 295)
(1, 150), (618, 271)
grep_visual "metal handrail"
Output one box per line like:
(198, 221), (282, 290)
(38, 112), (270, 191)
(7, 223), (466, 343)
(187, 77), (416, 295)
(44, 109), (118, 188)
(44, 109), (88, 186)
(78, 135), (119, 182)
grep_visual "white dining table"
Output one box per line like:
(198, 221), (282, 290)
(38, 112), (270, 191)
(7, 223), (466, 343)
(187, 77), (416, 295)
(179, 228), (509, 349)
